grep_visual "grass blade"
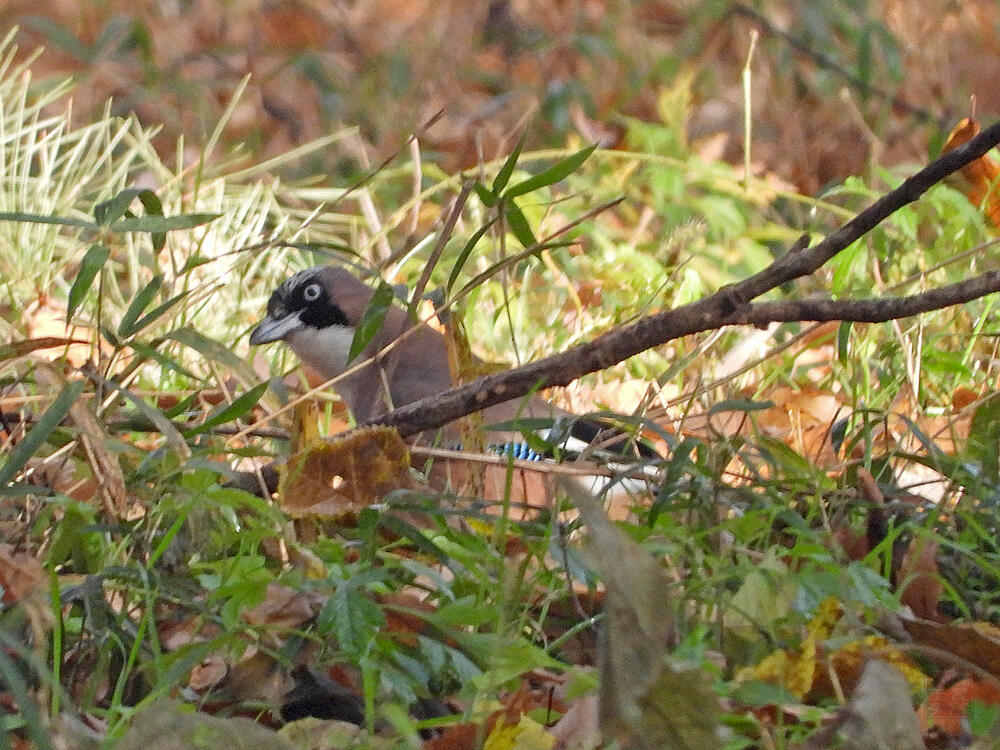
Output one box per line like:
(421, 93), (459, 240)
(0, 380), (85, 489)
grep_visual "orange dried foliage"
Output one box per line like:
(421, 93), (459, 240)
(942, 117), (1000, 227)
(917, 677), (1000, 733)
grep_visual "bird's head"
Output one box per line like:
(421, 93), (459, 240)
(249, 266), (375, 379)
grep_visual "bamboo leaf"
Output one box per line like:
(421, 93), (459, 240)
(67, 244), (111, 321)
(117, 274), (163, 337)
(182, 382), (270, 437)
(504, 142), (597, 198)
(348, 281), (395, 364)
(505, 201), (537, 248)
(492, 131), (526, 194)
(0, 380), (85, 489)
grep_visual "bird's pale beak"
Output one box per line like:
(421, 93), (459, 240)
(248, 313), (304, 345)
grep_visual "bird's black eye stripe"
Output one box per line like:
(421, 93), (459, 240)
(266, 272), (350, 329)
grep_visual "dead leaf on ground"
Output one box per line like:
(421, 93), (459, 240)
(549, 693), (600, 750)
(115, 699), (293, 750)
(902, 616), (1000, 678)
(898, 537), (947, 623)
(242, 582), (324, 629)
(917, 676), (1000, 734)
(801, 660), (923, 750)
(562, 480), (727, 750)
(0, 543), (44, 603)
(738, 598), (929, 701)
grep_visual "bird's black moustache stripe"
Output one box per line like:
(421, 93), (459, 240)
(300, 301), (350, 329)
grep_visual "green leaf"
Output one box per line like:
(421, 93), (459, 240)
(167, 327), (258, 384)
(0, 380), (85, 489)
(117, 274), (163, 338)
(67, 244), (111, 322)
(107, 213), (220, 233)
(182, 381), (270, 437)
(504, 201), (537, 248)
(319, 588), (385, 659)
(492, 131), (526, 194)
(120, 289), (191, 338)
(837, 321), (852, 361)
(0, 211), (95, 229)
(969, 394), (1000, 483)
(136, 190), (167, 250)
(89, 369), (189, 452)
(446, 217), (497, 293)
(94, 188), (147, 225)
(504, 142), (597, 198)
(473, 181), (498, 208)
(348, 280), (394, 364)
(708, 399), (774, 416)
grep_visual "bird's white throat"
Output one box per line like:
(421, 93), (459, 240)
(286, 324), (357, 379)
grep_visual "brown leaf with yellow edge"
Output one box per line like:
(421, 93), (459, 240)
(279, 426), (413, 519)
(737, 598), (929, 701)
(943, 117), (1000, 227)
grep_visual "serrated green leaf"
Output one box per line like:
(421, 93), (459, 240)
(182, 381), (269, 437)
(67, 244), (111, 322)
(348, 280), (394, 364)
(504, 142), (597, 198)
(117, 274), (163, 337)
(492, 131), (526, 194)
(505, 201), (537, 248)
(0, 380), (85, 489)
(319, 587), (384, 658)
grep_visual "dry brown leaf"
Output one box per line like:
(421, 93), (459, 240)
(903, 616), (1000, 677)
(188, 655), (228, 692)
(242, 582), (323, 629)
(802, 661), (924, 750)
(278, 426), (413, 519)
(898, 538), (947, 623)
(34, 364), (131, 518)
(917, 676), (1000, 734)
(0, 543), (44, 603)
(549, 693), (600, 750)
(562, 481), (725, 750)
(943, 117), (1000, 227)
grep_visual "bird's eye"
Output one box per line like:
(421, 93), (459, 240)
(302, 283), (322, 302)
